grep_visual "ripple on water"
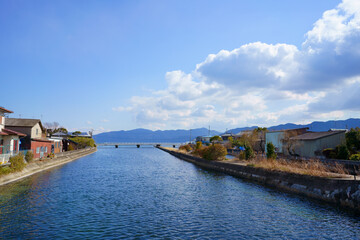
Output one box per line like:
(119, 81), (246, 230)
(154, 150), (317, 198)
(0, 146), (360, 239)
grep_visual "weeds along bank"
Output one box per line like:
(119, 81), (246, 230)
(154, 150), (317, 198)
(159, 146), (360, 212)
(0, 147), (97, 186)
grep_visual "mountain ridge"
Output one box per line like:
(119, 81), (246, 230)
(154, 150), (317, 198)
(94, 118), (360, 143)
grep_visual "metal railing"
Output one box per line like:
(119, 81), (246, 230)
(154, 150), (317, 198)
(0, 145), (16, 165)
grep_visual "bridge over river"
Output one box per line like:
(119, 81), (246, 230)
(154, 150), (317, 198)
(97, 142), (184, 148)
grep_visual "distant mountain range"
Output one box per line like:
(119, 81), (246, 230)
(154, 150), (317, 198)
(226, 118), (360, 134)
(94, 118), (360, 143)
(94, 128), (220, 143)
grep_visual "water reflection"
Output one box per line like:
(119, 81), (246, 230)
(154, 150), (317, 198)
(0, 147), (359, 239)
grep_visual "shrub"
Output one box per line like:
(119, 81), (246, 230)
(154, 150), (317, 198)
(245, 144), (254, 160)
(179, 144), (192, 152)
(322, 148), (337, 159)
(336, 144), (350, 160)
(195, 141), (202, 150)
(69, 137), (96, 148)
(0, 166), (12, 176)
(25, 151), (34, 163)
(350, 154), (360, 161)
(202, 144), (227, 161)
(47, 152), (55, 159)
(266, 142), (277, 159)
(9, 152), (26, 172)
(238, 151), (246, 160)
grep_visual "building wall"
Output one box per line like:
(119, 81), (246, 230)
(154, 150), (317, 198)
(266, 132), (284, 153)
(0, 135), (20, 163)
(294, 132), (346, 158)
(50, 140), (62, 153)
(31, 141), (53, 159)
(31, 123), (42, 138)
(0, 116), (4, 131)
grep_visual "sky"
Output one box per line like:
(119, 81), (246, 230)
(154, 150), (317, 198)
(1, 0), (360, 133)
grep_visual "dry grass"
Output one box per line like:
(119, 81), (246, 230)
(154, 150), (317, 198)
(247, 157), (349, 178)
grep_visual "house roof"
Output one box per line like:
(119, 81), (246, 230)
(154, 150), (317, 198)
(0, 107), (13, 114)
(5, 118), (44, 129)
(0, 128), (26, 137)
(31, 138), (53, 143)
(268, 127), (309, 133)
(52, 132), (67, 136)
(290, 130), (346, 141)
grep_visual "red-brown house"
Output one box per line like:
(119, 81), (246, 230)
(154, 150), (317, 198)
(5, 118), (54, 159)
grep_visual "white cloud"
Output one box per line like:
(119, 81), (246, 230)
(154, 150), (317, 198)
(113, 0), (360, 130)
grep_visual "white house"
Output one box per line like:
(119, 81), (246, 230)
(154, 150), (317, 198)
(0, 107), (26, 164)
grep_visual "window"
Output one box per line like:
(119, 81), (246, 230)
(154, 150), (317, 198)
(36, 129), (39, 136)
(13, 140), (18, 152)
(36, 147), (40, 153)
(45, 147), (48, 153)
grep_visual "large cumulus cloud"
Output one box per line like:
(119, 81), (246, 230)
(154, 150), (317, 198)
(114, 0), (360, 130)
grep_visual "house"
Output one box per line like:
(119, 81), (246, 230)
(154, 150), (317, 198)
(220, 133), (234, 141)
(0, 107), (26, 164)
(195, 135), (212, 144)
(265, 128), (308, 154)
(5, 118), (54, 159)
(48, 138), (63, 154)
(289, 130), (346, 158)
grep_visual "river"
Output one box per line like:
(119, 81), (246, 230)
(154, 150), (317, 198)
(0, 146), (359, 239)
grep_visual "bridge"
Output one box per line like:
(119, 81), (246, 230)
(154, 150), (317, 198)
(97, 142), (184, 148)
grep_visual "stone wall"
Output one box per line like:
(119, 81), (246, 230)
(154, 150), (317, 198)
(0, 147), (97, 186)
(159, 147), (360, 212)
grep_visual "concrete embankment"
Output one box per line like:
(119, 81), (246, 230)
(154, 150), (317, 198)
(0, 147), (97, 186)
(158, 147), (360, 212)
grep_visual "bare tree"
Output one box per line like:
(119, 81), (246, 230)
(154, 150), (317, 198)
(282, 131), (302, 157)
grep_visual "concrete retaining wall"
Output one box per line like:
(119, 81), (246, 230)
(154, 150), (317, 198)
(0, 147), (97, 186)
(159, 147), (360, 212)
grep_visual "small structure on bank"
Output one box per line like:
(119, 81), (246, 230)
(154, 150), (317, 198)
(265, 127), (347, 158)
(195, 135), (212, 144)
(0, 107), (26, 164)
(289, 130), (346, 158)
(5, 118), (55, 158)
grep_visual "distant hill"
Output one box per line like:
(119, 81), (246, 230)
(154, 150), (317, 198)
(226, 118), (360, 134)
(94, 128), (220, 143)
(94, 118), (360, 143)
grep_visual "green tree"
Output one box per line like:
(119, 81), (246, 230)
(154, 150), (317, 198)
(337, 144), (350, 160)
(245, 144), (254, 160)
(72, 131), (82, 136)
(70, 137), (96, 148)
(266, 142), (277, 159)
(210, 135), (222, 144)
(346, 128), (360, 153)
(195, 141), (202, 150)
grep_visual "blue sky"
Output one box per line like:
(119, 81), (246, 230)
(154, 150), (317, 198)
(1, 0), (359, 133)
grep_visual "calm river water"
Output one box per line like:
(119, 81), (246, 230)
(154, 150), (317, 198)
(1, 146), (360, 239)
